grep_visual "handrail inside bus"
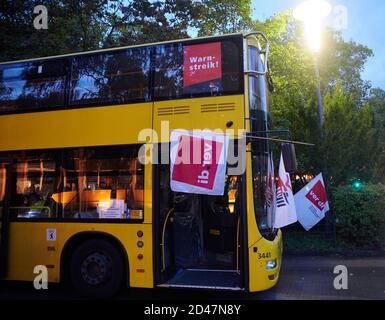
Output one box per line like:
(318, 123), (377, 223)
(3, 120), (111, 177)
(9, 206), (52, 218)
(161, 208), (174, 272)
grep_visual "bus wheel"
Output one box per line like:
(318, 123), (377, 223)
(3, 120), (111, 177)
(69, 239), (124, 298)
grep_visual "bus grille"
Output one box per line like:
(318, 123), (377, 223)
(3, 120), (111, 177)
(200, 103), (236, 113)
(157, 106), (190, 116)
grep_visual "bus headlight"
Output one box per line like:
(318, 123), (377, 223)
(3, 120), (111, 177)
(266, 259), (277, 270)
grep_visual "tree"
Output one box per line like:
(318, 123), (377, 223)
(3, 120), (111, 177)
(193, 0), (253, 36)
(253, 13), (324, 177)
(0, 0), (125, 60)
(322, 83), (376, 185)
(320, 30), (373, 105)
(117, 0), (203, 45)
(252, 12), (377, 185)
(366, 88), (385, 183)
(0, 0), (203, 61)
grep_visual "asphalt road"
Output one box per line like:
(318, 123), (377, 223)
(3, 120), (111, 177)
(1, 255), (384, 300)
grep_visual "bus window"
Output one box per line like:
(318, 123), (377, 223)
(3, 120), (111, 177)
(61, 146), (144, 220)
(251, 148), (269, 230)
(0, 164), (6, 219)
(248, 46), (268, 113)
(69, 47), (151, 106)
(0, 59), (67, 113)
(10, 154), (60, 219)
(248, 45), (274, 236)
(153, 43), (184, 99)
(221, 40), (243, 93)
(153, 38), (243, 100)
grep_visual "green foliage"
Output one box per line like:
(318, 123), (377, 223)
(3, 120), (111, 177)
(283, 232), (335, 252)
(322, 83), (376, 185)
(118, 0), (203, 46)
(333, 184), (385, 248)
(0, 0), (203, 61)
(367, 88), (385, 184)
(193, 0), (253, 36)
(320, 30), (373, 104)
(0, 0), (121, 60)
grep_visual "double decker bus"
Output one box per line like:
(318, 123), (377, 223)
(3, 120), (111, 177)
(0, 32), (283, 297)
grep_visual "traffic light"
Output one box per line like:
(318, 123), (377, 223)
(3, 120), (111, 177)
(352, 179), (363, 190)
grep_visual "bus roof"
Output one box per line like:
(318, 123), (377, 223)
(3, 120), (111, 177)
(0, 32), (244, 66)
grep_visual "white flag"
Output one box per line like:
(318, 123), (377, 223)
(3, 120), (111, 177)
(294, 173), (330, 231)
(274, 153), (297, 228)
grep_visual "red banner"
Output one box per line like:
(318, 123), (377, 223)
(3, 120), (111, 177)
(170, 131), (229, 196)
(183, 42), (222, 90)
(172, 135), (222, 190)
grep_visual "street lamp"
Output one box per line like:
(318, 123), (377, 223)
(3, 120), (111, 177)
(294, 0), (332, 51)
(294, 1), (333, 236)
(294, 0), (331, 128)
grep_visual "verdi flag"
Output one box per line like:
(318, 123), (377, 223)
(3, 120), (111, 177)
(170, 130), (229, 196)
(294, 173), (330, 231)
(274, 153), (297, 228)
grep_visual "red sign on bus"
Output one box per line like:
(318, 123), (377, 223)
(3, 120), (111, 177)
(170, 131), (229, 196)
(172, 134), (222, 190)
(183, 42), (222, 92)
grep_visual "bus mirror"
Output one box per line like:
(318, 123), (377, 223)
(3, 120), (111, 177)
(281, 143), (297, 173)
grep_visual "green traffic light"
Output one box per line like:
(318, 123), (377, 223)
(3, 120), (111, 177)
(352, 180), (362, 190)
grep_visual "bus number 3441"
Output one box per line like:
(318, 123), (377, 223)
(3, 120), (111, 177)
(257, 252), (272, 259)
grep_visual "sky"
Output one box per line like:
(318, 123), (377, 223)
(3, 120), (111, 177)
(251, 0), (385, 89)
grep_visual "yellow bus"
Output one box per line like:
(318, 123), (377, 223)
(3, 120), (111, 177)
(0, 32), (283, 297)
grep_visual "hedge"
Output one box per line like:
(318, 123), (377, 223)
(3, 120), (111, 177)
(333, 184), (385, 248)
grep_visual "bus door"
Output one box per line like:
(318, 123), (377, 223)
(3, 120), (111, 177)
(155, 157), (243, 290)
(0, 160), (11, 277)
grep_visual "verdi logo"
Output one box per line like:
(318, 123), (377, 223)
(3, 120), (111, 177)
(172, 135), (223, 190)
(169, 130), (229, 196)
(306, 180), (327, 211)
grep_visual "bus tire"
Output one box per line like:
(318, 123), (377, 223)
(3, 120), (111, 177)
(69, 238), (124, 298)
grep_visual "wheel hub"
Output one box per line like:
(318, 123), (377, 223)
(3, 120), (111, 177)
(80, 252), (112, 286)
